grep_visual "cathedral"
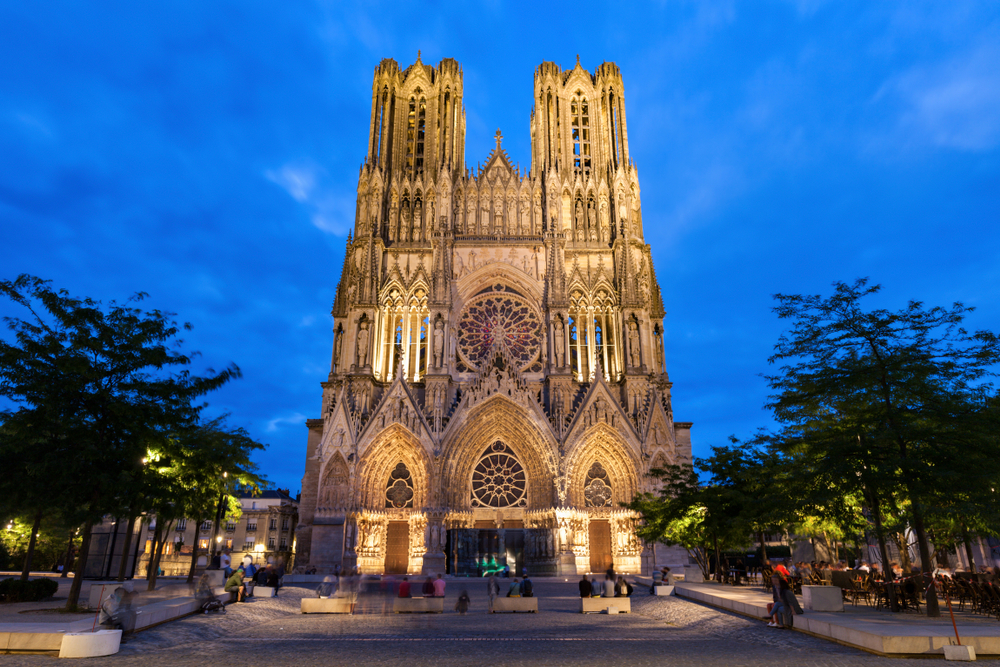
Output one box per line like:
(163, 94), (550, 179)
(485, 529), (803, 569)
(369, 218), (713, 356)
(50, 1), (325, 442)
(295, 55), (691, 577)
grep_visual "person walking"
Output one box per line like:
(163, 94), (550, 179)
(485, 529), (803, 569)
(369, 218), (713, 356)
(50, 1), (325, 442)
(486, 575), (499, 613)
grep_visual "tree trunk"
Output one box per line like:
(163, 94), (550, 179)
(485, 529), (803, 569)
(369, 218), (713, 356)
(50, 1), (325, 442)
(116, 513), (136, 582)
(866, 490), (899, 612)
(20, 509), (43, 582)
(146, 519), (174, 592)
(759, 530), (768, 564)
(66, 520), (94, 610)
(713, 533), (722, 582)
(186, 517), (204, 584)
(961, 525), (976, 573)
(60, 529), (75, 578)
(911, 510), (940, 617)
(146, 522), (163, 590)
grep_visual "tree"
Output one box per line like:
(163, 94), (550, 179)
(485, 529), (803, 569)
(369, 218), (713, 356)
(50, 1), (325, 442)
(765, 278), (1000, 616)
(143, 417), (266, 589)
(0, 275), (240, 609)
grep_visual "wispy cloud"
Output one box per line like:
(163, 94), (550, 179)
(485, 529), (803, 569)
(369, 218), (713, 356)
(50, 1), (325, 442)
(265, 412), (308, 433)
(877, 39), (1000, 152)
(265, 161), (354, 235)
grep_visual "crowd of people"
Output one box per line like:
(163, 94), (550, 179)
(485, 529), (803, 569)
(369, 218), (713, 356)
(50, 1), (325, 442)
(577, 567), (634, 599)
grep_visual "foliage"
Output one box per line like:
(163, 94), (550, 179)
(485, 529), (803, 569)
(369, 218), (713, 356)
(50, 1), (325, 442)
(0, 577), (59, 603)
(0, 275), (244, 608)
(763, 278), (1000, 616)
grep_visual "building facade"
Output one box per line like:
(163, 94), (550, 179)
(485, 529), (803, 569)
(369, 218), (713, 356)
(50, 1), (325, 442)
(136, 490), (298, 576)
(296, 55), (691, 577)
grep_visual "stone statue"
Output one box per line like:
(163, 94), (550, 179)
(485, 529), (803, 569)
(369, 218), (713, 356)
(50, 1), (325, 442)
(453, 251), (465, 279)
(400, 205), (410, 241)
(413, 201), (423, 241)
(334, 329), (343, 369)
(433, 319), (445, 367)
(553, 320), (565, 367)
(654, 332), (664, 373)
(357, 322), (370, 367)
(628, 321), (641, 368)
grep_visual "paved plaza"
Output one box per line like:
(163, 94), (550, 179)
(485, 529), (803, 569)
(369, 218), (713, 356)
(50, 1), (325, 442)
(5, 579), (982, 666)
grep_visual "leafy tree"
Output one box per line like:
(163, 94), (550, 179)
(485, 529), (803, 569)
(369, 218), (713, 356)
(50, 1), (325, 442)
(0, 275), (240, 609)
(764, 278), (1000, 616)
(143, 417), (266, 589)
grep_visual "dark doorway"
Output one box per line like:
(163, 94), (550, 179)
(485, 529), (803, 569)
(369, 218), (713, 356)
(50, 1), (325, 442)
(589, 520), (612, 573)
(384, 521), (409, 574)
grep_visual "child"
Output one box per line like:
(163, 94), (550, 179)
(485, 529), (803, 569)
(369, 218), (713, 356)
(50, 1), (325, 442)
(455, 589), (471, 614)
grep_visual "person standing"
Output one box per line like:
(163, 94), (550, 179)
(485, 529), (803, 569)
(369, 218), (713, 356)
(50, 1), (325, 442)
(220, 550), (232, 577)
(486, 575), (499, 613)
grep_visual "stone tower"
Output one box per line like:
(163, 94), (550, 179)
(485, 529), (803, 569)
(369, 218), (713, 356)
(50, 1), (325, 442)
(295, 55), (691, 577)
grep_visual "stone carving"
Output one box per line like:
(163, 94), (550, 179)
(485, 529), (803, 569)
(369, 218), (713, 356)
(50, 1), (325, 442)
(433, 319), (445, 367)
(627, 321), (640, 368)
(357, 321), (370, 367)
(553, 319), (565, 367)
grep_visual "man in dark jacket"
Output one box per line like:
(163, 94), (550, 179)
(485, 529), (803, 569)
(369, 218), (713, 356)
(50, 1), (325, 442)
(578, 574), (592, 598)
(522, 575), (533, 598)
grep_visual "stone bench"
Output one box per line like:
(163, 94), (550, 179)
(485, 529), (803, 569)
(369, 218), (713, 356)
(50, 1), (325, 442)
(393, 596), (445, 613)
(493, 597), (538, 613)
(59, 630), (122, 658)
(253, 586), (277, 598)
(581, 597), (631, 613)
(654, 585), (675, 596)
(301, 597), (355, 614)
(802, 585), (844, 612)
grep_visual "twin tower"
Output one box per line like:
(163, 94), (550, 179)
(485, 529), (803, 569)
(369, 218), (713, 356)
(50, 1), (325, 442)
(296, 55), (690, 577)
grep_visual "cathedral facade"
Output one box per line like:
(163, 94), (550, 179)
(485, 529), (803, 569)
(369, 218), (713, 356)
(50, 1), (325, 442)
(295, 55), (691, 576)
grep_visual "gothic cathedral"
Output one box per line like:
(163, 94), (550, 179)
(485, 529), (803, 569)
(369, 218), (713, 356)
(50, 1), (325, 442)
(296, 55), (691, 577)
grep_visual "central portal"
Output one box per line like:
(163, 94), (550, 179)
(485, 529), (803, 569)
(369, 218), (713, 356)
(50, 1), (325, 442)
(384, 521), (409, 574)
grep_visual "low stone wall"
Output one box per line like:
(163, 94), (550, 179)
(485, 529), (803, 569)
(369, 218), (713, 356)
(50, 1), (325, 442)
(493, 597), (538, 613)
(581, 597), (631, 613)
(301, 597), (355, 613)
(393, 597), (444, 613)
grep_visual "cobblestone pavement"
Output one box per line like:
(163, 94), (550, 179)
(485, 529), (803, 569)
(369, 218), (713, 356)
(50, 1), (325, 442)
(4, 580), (996, 666)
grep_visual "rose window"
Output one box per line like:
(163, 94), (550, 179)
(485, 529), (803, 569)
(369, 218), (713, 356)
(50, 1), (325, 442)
(457, 287), (541, 372)
(584, 461), (612, 507)
(471, 442), (527, 508)
(385, 462), (414, 509)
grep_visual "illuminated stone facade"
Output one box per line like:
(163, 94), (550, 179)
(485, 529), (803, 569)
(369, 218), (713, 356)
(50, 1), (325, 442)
(295, 55), (691, 576)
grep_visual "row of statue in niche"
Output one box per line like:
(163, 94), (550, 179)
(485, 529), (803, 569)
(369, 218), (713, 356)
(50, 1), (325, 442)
(354, 193), (642, 242)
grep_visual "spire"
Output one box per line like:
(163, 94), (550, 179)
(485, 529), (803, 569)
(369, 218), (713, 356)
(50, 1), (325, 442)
(495, 128), (503, 151)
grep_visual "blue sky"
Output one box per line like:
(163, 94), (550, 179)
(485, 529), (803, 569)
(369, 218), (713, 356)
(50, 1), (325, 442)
(2, 2), (998, 495)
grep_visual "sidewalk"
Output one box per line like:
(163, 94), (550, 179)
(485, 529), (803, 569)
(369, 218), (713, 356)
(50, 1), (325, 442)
(673, 581), (1000, 657)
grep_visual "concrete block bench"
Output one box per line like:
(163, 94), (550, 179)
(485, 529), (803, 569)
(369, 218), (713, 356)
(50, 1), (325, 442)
(301, 597), (355, 614)
(393, 597), (444, 613)
(493, 597), (538, 613)
(654, 585), (675, 596)
(802, 585), (844, 612)
(253, 586), (277, 598)
(581, 597), (631, 613)
(59, 630), (122, 658)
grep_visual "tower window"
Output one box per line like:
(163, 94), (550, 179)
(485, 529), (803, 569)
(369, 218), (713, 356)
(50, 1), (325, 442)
(406, 98), (416, 169)
(571, 95), (591, 172)
(416, 98), (426, 171)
